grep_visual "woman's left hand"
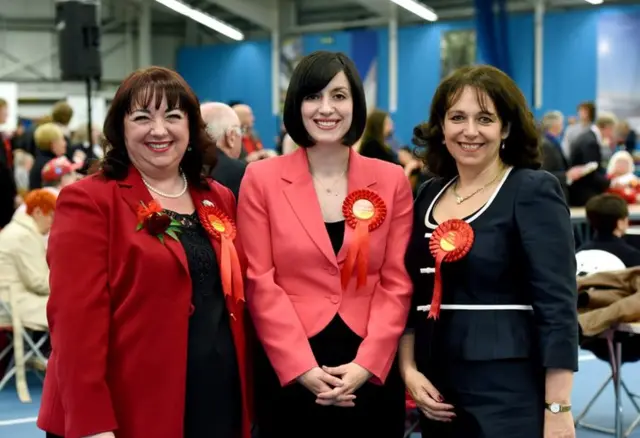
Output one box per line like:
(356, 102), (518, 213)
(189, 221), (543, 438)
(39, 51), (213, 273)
(544, 411), (575, 438)
(315, 363), (372, 405)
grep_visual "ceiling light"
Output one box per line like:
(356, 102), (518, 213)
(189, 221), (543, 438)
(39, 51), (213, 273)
(584, 0), (604, 4)
(390, 0), (438, 21)
(154, 0), (244, 41)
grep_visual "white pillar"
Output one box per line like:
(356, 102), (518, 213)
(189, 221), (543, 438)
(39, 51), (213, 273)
(534, 0), (545, 110)
(388, 3), (398, 113)
(138, 0), (152, 68)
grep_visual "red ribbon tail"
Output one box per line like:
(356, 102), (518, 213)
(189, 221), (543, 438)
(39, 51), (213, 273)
(355, 222), (369, 289)
(341, 221), (370, 290)
(220, 236), (233, 299)
(428, 253), (446, 320)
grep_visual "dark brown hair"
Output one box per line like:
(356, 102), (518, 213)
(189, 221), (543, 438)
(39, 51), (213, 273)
(578, 101), (596, 123)
(586, 193), (628, 236)
(362, 109), (389, 146)
(283, 51), (366, 148)
(413, 65), (541, 179)
(100, 66), (213, 188)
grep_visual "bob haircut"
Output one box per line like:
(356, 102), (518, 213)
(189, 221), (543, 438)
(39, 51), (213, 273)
(413, 65), (541, 179)
(283, 51), (366, 148)
(101, 66), (213, 188)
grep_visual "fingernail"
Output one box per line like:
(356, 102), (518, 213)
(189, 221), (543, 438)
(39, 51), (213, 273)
(438, 396), (445, 402)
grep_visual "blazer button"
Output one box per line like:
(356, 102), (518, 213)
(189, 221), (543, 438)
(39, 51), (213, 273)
(330, 296), (340, 304)
(327, 266), (338, 276)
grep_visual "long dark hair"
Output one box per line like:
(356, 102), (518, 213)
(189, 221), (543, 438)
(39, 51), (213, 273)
(100, 66), (213, 188)
(413, 65), (541, 179)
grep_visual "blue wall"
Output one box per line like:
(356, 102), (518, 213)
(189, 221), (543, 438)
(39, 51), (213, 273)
(176, 5), (640, 149)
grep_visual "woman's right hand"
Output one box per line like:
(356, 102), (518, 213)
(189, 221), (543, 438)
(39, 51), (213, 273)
(297, 366), (356, 407)
(404, 368), (456, 422)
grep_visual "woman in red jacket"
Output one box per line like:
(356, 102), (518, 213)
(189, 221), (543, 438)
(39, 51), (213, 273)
(37, 66), (252, 438)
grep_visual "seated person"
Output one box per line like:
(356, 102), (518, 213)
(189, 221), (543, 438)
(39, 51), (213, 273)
(0, 189), (56, 331)
(606, 150), (640, 203)
(579, 193), (640, 267)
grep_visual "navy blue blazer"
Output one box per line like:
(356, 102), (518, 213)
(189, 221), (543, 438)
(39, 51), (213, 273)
(406, 167), (579, 371)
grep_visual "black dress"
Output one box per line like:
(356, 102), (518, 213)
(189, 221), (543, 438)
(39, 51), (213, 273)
(253, 220), (406, 438)
(405, 168), (579, 438)
(46, 211), (242, 438)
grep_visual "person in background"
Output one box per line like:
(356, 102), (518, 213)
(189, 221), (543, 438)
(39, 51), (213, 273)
(37, 66), (252, 438)
(402, 65), (578, 437)
(0, 189), (56, 331)
(358, 109), (397, 163)
(238, 51), (413, 437)
(29, 122), (69, 190)
(540, 110), (588, 202)
(13, 149), (34, 197)
(579, 193), (640, 267)
(200, 102), (246, 200)
(562, 101), (595, 157)
(615, 120), (637, 153)
(0, 97), (18, 229)
(232, 103), (276, 162)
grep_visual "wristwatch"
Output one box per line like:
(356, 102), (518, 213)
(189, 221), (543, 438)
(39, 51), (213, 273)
(545, 402), (571, 413)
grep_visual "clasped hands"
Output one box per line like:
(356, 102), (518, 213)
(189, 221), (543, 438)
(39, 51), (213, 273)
(296, 362), (372, 407)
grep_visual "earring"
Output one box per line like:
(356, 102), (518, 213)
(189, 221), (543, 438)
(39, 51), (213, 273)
(187, 146), (192, 151)
(500, 142), (505, 150)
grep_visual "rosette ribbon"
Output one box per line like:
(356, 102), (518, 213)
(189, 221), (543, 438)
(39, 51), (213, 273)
(427, 219), (474, 319)
(198, 205), (244, 306)
(341, 189), (387, 290)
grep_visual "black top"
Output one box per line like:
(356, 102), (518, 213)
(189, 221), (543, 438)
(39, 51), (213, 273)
(167, 211), (241, 438)
(579, 234), (640, 268)
(325, 220), (345, 254)
(405, 168), (579, 371)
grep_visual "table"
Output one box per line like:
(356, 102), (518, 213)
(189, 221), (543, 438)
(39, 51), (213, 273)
(611, 322), (640, 438)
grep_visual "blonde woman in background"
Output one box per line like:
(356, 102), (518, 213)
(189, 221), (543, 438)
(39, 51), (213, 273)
(28, 122), (68, 189)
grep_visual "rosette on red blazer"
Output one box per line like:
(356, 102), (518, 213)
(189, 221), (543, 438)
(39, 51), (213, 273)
(341, 189), (387, 290)
(428, 219), (474, 319)
(198, 203), (244, 307)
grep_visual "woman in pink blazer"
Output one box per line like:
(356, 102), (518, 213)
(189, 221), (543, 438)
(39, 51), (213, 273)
(237, 51), (414, 437)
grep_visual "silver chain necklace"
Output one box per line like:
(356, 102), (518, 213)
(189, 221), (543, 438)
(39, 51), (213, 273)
(142, 172), (188, 199)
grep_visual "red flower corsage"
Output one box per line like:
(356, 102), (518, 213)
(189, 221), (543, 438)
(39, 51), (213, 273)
(136, 200), (181, 244)
(341, 189), (387, 290)
(197, 203), (244, 306)
(427, 219), (474, 319)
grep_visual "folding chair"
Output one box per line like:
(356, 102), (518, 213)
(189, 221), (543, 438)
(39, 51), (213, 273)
(574, 250), (640, 437)
(0, 285), (49, 403)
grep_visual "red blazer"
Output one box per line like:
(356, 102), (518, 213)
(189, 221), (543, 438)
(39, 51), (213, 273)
(237, 148), (413, 386)
(37, 167), (252, 438)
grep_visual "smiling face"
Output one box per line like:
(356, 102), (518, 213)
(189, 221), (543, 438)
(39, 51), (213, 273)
(442, 86), (507, 171)
(301, 71), (353, 146)
(123, 92), (189, 177)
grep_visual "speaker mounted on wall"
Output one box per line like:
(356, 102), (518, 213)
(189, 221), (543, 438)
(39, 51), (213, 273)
(55, 0), (103, 81)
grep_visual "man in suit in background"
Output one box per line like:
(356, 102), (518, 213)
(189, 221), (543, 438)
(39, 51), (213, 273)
(569, 113), (617, 206)
(201, 102), (246, 200)
(540, 110), (589, 202)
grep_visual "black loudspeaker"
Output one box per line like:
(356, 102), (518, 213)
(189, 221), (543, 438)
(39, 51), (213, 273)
(55, 0), (102, 80)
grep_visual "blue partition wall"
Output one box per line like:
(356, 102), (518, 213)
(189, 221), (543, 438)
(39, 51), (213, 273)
(176, 5), (640, 148)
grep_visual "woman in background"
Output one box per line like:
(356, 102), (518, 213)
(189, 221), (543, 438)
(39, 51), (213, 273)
(358, 109), (397, 163)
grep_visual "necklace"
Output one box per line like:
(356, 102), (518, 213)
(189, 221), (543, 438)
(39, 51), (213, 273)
(453, 168), (503, 205)
(142, 172), (188, 199)
(312, 170), (347, 196)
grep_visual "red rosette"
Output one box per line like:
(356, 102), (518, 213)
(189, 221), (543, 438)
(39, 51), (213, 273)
(341, 189), (387, 290)
(197, 205), (244, 306)
(427, 219), (474, 319)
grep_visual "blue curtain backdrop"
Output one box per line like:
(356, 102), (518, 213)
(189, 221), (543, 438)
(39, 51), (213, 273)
(473, 0), (512, 76)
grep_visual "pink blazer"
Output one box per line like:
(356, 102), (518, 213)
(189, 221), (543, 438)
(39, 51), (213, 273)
(237, 148), (413, 386)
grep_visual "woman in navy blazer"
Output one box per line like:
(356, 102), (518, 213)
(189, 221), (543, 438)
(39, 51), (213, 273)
(400, 65), (578, 437)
